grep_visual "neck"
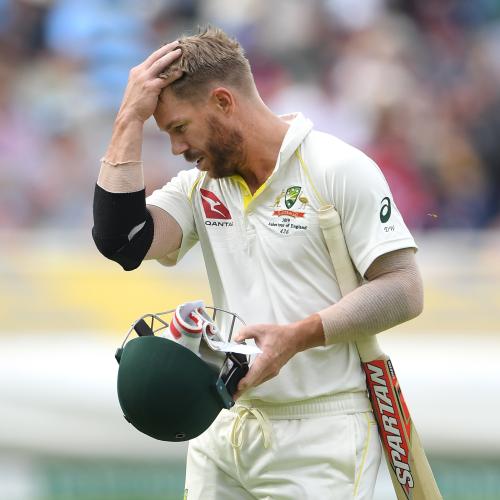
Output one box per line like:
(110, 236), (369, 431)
(236, 99), (289, 193)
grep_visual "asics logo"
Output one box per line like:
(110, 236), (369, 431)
(200, 189), (232, 219)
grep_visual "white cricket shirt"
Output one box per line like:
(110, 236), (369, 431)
(146, 113), (416, 403)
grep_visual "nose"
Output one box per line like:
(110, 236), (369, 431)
(170, 137), (189, 156)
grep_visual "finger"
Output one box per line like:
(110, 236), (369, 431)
(158, 68), (184, 86)
(234, 364), (271, 400)
(234, 326), (257, 343)
(233, 377), (250, 400)
(142, 41), (179, 69)
(144, 77), (174, 93)
(143, 40), (180, 68)
(239, 359), (265, 389)
(233, 377), (248, 399)
(147, 48), (182, 78)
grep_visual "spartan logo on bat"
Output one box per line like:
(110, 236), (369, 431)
(364, 360), (414, 498)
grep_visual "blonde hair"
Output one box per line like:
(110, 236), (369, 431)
(161, 26), (254, 100)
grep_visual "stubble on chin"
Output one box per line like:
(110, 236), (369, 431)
(205, 116), (246, 179)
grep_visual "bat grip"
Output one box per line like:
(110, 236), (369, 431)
(355, 335), (384, 362)
(318, 206), (360, 295)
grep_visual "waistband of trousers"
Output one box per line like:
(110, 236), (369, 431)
(232, 391), (371, 420)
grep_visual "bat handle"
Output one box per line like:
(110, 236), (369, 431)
(317, 205), (386, 362)
(355, 335), (384, 362)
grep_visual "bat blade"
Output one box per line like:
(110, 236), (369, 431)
(363, 356), (442, 500)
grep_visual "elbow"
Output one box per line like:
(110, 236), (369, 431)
(406, 268), (424, 320)
(92, 184), (153, 271)
(408, 289), (424, 320)
(92, 229), (141, 271)
(91, 210), (154, 271)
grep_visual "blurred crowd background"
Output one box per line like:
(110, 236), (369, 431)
(1, 0), (500, 230)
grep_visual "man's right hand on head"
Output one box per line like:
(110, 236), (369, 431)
(117, 41), (183, 124)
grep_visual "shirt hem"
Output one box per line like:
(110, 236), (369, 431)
(356, 238), (417, 277)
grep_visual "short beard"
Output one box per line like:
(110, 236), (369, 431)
(205, 116), (246, 178)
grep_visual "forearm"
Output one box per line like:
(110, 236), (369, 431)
(319, 248), (423, 345)
(287, 314), (325, 351)
(97, 159), (144, 193)
(106, 113), (144, 164)
(95, 121), (182, 265)
(98, 116), (145, 193)
(287, 248), (423, 351)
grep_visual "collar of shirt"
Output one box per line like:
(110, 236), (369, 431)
(242, 112), (312, 198)
(277, 112), (314, 170)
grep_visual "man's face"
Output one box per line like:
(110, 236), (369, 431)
(154, 89), (245, 178)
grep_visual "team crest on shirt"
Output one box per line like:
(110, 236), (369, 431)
(272, 186), (308, 218)
(268, 185), (309, 235)
(284, 186), (301, 208)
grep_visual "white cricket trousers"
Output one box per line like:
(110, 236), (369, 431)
(184, 392), (381, 500)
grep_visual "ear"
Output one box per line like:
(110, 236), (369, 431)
(211, 87), (235, 115)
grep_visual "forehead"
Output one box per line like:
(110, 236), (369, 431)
(154, 88), (204, 129)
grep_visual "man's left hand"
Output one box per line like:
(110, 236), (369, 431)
(233, 314), (325, 400)
(233, 323), (299, 399)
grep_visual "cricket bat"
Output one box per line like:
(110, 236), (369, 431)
(318, 205), (442, 500)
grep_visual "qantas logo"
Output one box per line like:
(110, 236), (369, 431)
(200, 189), (231, 220)
(364, 360), (414, 497)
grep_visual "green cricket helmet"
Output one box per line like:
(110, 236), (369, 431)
(115, 303), (251, 442)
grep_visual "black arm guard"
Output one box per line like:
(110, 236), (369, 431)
(92, 184), (154, 271)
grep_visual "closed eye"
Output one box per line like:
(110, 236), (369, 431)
(173, 124), (187, 134)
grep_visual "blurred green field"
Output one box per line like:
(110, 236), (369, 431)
(40, 458), (185, 500)
(2, 455), (499, 500)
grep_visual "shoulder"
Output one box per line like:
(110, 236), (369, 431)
(302, 130), (379, 177)
(155, 168), (205, 199)
(172, 167), (204, 188)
